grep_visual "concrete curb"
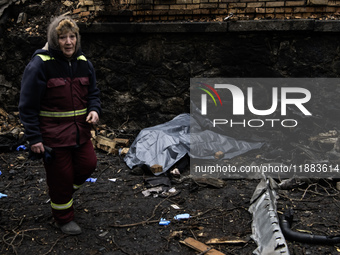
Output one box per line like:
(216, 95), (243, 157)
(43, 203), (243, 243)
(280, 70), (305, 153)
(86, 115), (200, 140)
(78, 20), (340, 33)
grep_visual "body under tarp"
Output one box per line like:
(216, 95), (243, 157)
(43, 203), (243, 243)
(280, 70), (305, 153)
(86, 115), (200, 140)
(124, 113), (263, 175)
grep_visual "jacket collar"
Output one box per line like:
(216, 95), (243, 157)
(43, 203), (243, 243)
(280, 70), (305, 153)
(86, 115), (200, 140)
(48, 46), (83, 61)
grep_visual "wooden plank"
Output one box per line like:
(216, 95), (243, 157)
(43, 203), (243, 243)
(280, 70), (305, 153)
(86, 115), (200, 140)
(119, 147), (129, 156)
(96, 135), (117, 154)
(84, 1), (94, 5)
(206, 237), (247, 244)
(114, 138), (130, 147)
(96, 135), (116, 147)
(180, 237), (225, 255)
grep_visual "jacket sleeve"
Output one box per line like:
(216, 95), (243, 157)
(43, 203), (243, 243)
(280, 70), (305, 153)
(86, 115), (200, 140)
(87, 60), (102, 116)
(18, 56), (47, 145)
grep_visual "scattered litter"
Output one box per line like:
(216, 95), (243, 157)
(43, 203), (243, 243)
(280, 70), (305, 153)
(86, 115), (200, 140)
(160, 187), (180, 198)
(197, 231), (206, 237)
(0, 170), (2, 175)
(168, 187), (176, 193)
(145, 176), (171, 187)
(170, 168), (180, 177)
(309, 130), (338, 144)
(142, 186), (163, 197)
(17, 156), (25, 161)
(133, 183), (143, 189)
(108, 178), (117, 182)
(278, 177), (313, 190)
(224, 12), (233, 21)
(174, 213), (190, 220)
(119, 147), (129, 156)
(16, 145), (27, 151)
(0, 193), (8, 198)
(171, 204), (180, 210)
(86, 178), (97, 183)
(296, 229), (313, 234)
(193, 177), (225, 188)
(159, 218), (171, 226)
(99, 231), (109, 237)
(206, 237), (248, 244)
(150, 164), (163, 174)
(180, 237), (225, 255)
(169, 230), (183, 238)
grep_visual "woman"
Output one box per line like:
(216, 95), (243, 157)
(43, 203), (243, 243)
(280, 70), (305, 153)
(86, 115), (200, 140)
(19, 16), (101, 235)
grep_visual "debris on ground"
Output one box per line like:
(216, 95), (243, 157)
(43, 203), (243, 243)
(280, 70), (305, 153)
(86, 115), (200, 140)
(1, 108), (340, 254)
(180, 237), (225, 255)
(91, 128), (130, 155)
(2, 141), (340, 254)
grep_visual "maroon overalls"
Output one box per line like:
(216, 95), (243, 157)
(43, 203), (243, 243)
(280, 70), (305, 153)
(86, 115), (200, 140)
(37, 53), (97, 224)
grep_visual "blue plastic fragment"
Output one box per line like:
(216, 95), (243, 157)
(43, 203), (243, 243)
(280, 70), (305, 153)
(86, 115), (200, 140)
(0, 193), (8, 198)
(159, 218), (171, 225)
(16, 145), (27, 151)
(86, 178), (97, 183)
(174, 213), (191, 220)
(0, 170), (2, 175)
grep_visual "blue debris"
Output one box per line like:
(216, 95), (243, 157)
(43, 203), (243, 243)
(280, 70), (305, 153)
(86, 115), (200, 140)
(16, 145), (27, 151)
(86, 178), (97, 183)
(0, 193), (8, 198)
(159, 218), (171, 225)
(174, 213), (191, 220)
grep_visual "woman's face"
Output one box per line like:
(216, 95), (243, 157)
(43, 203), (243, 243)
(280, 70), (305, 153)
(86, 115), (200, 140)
(58, 31), (77, 58)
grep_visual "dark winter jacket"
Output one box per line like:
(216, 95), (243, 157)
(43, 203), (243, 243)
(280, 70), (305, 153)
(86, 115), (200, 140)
(18, 47), (101, 147)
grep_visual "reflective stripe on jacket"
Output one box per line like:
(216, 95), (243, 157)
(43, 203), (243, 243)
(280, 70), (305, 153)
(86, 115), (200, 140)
(37, 53), (92, 147)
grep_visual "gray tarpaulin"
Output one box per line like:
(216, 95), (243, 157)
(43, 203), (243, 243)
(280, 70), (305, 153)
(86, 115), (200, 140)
(124, 114), (190, 175)
(124, 113), (263, 175)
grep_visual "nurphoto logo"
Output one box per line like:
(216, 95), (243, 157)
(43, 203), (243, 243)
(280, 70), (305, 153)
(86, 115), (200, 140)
(190, 78), (339, 179)
(197, 81), (312, 128)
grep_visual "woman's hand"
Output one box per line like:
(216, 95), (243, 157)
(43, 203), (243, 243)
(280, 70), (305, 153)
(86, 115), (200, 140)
(31, 142), (45, 154)
(86, 111), (99, 124)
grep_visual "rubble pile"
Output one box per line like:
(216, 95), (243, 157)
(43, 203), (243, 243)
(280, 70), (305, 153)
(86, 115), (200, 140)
(0, 107), (24, 153)
(91, 126), (130, 156)
(0, 108), (23, 140)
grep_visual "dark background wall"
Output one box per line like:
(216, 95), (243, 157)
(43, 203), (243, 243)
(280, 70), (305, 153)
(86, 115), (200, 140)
(1, 21), (340, 131)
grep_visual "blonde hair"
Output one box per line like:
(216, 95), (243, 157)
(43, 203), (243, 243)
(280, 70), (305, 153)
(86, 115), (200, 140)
(47, 16), (81, 52)
(56, 19), (79, 36)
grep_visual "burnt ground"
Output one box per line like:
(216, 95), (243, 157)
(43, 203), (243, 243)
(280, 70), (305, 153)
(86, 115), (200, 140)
(2, 1), (340, 255)
(1, 146), (340, 255)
